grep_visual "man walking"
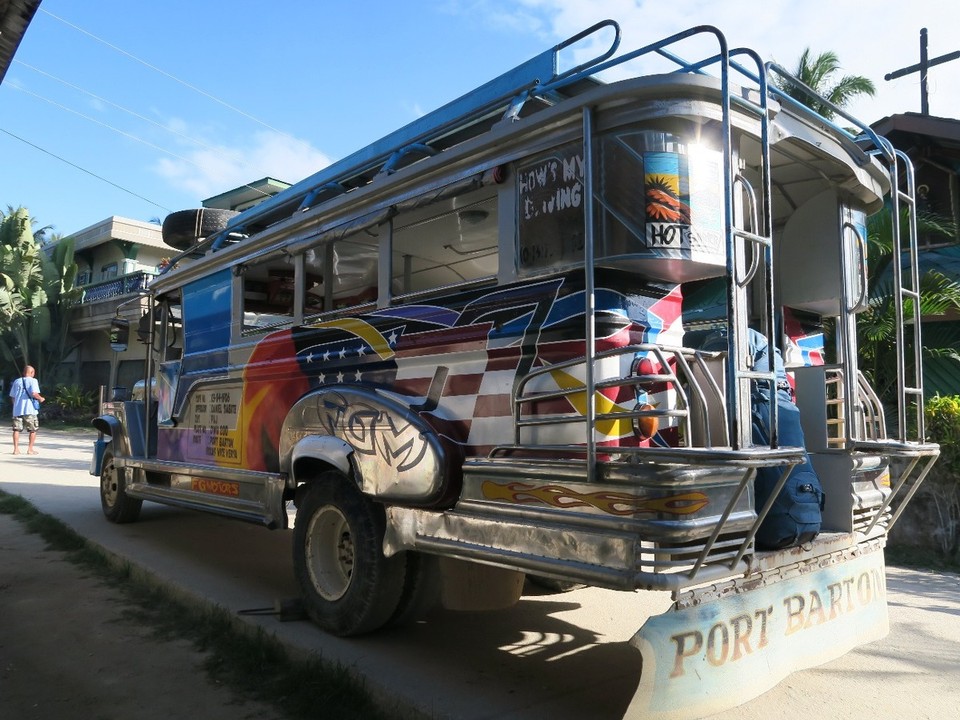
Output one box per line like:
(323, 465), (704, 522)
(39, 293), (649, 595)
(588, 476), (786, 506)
(9, 365), (44, 455)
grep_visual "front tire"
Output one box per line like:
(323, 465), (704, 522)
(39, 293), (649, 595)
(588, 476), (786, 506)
(100, 452), (142, 524)
(293, 473), (405, 636)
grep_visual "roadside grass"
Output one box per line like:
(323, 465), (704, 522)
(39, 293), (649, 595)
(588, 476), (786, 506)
(0, 491), (425, 720)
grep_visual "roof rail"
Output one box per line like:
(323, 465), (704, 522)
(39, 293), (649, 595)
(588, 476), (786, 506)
(212, 20), (884, 246)
(219, 19), (621, 239)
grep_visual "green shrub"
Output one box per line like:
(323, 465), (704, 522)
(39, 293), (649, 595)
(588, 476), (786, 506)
(921, 394), (960, 559)
(53, 384), (97, 412)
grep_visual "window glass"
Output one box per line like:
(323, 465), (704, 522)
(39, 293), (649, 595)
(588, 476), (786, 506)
(100, 262), (118, 280)
(517, 141), (585, 272)
(598, 128), (723, 260)
(241, 254), (295, 333)
(392, 189), (498, 296)
(302, 236), (379, 316)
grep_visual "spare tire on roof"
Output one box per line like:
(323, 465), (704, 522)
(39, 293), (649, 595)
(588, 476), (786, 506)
(161, 208), (239, 251)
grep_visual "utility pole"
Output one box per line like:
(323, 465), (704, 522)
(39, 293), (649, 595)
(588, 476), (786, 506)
(885, 28), (960, 116)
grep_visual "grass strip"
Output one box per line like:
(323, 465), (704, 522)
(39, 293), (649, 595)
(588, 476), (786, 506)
(0, 490), (424, 720)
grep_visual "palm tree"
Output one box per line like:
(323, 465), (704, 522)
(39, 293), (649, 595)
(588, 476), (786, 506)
(3, 204), (54, 244)
(858, 208), (960, 404)
(780, 48), (875, 119)
(41, 232), (84, 382)
(0, 207), (81, 379)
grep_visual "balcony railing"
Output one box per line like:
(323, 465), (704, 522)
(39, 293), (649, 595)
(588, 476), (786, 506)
(80, 270), (158, 304)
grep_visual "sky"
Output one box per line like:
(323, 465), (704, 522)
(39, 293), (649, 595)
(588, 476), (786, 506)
(1, 0), (958, 237)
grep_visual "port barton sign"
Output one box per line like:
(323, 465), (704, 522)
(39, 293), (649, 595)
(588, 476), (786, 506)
(627, 550), (888, 719)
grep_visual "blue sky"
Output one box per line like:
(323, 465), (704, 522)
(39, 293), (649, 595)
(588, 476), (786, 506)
(1, 0), (958, 236)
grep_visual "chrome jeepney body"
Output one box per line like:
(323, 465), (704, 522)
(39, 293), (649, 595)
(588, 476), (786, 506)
(93, 22), (938, 717)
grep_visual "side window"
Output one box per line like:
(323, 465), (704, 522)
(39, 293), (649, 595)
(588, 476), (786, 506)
(391, 187), (498, 297)
(154, 291), (183, 424)
(101, 261), (119, 280)
(241, 254), (295, 333)
(302, 244), (328, 317)
(301, 237), (379, 317)
(158, 295), (183, 362)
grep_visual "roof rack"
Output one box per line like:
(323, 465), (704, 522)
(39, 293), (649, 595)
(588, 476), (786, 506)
(219, 20), (621, 239)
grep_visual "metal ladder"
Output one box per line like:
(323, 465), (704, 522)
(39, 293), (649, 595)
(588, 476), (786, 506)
(577, 29), (782, 458)
(879, 146), (926, 443)
(763, 66), (927, 445)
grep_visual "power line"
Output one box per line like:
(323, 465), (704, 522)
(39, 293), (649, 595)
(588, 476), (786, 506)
(39, 7), (313, 153)
(0, 127), (173, 213)
(13, 59), (232, 157)
(10, 84), (217, 169)
(7, 67), (272, 201)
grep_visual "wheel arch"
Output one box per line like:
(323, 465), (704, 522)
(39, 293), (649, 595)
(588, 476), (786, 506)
(280, 386), (453, 505)
(289, 435), (356, 501)
(91, 414), (127, 471)
(92, 413), (122, 438)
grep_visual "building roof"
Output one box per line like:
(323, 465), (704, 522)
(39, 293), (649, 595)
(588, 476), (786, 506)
(872, 112), (960, 173)
(202, 177), (291, 212)
(64, 216), (166, 253)
(0, 0), (40, 85)
(872, 113), (960, 143)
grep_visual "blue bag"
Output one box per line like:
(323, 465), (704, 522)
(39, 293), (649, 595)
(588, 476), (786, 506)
(702, 329), (824, 549)
(748, 332), (824, 549)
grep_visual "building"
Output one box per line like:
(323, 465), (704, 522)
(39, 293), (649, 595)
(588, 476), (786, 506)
(871, 113), (960, 398)
(63, 179), (290, 395)
(871, 113), (960, 247)
(64, 216), (168, 394)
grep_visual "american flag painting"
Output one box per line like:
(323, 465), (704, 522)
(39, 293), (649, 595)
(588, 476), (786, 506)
(232, 275), (684, 472)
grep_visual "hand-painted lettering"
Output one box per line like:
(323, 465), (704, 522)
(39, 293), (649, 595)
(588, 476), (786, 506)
(668, 567), (885, 677)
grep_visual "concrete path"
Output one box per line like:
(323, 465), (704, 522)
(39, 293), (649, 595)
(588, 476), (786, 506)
(1, 429), (958, 719)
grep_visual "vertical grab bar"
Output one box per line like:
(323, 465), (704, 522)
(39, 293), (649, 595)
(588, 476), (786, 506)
(583, 107), (598, 480)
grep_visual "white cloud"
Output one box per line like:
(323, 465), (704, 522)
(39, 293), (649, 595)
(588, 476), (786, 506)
(493, 0), (960, 123)
(153, 129), (331, 201)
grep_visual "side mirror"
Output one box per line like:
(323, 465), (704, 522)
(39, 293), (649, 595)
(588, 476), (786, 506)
(109, 318), (130, 352)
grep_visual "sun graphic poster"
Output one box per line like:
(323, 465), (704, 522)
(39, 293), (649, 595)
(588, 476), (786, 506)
(643, 151), (692, 248)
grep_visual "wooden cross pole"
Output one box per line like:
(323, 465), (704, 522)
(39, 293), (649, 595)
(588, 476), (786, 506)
(885, 28), (960, 116)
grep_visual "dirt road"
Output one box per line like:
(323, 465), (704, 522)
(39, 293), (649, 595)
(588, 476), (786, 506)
(1, 429), (959, 719)
(0, 511), (283, 720)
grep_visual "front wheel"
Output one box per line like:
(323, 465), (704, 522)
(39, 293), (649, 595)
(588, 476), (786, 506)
(100, 452), (142, 523)
(293, 473), (405, 636)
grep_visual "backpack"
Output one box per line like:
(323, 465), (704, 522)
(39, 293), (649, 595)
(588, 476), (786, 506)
(703, 329), (824, 549)
(747, 332), (824, 549)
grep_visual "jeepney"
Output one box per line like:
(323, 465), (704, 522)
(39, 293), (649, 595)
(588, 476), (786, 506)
(93, 21), (939, 718)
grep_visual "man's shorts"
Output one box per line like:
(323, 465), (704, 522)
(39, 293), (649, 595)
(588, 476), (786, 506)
(12, 415), (39, 433)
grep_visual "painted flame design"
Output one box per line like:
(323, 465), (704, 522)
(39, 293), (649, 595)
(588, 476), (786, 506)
(481, 481), (709, 516)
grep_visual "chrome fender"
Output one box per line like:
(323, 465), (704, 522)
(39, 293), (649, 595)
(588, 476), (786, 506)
(91, 413), (130, 459)
(280, 386), (447, 504)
